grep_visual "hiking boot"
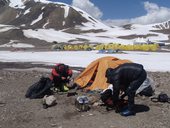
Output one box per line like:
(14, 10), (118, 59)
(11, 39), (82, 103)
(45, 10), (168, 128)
(117, 105), (128, 112)
(120, 108), (135, 116)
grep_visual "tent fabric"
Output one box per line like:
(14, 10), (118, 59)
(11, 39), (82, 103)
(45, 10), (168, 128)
(74, 56), (131, 90)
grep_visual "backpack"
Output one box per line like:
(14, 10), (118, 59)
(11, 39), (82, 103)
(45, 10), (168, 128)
(25, 77), (53, 99)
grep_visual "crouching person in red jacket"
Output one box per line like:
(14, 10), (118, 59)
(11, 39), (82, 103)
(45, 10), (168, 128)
(105, 63), (147, 116)
(50, 63), (73, 92)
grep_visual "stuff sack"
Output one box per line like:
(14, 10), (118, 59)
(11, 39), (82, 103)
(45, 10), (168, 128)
(136, 77), (155, 96)
(25, 77), (53, 99)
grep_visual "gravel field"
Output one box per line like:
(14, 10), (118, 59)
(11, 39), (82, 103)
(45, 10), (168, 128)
(0, 62), (170, 128)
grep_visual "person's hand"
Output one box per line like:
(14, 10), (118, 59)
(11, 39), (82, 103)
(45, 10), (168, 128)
(61, 77), (66, 80)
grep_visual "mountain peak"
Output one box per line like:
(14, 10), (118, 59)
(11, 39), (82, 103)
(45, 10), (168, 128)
(7, 0), (50, 9)
(0, 0), (109, 31)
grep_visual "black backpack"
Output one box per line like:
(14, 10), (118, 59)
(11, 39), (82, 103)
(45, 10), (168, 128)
(25, 77), (53, 99)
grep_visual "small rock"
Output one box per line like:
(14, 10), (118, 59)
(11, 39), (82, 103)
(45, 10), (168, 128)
(93, 102), (102, 106)
(50, 123), (58, 127)
(89, 113), (93, 116)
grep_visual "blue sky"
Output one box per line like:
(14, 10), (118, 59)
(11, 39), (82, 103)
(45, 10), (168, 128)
(50, 0), (170, 26)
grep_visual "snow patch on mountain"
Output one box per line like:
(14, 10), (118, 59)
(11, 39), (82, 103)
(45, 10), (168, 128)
(22, 22), (169, 44)
(30, 13), (43, 25)
(9, 0), (25, 9)
(153, 20), (170, 30)
(72, 6), (110, 30)
(23, 29), (75, 43)
(23, 28), (133, 44)
(8, 0), (50, 9)
(0, 24), (18, 32)
(0, 40), (34, 48)
(61, 5), (70, 18)
(24, 8), (31, 15)
(43, 19), (49, 28)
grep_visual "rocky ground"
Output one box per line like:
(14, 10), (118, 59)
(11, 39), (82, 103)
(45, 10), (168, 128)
(0, 62), (170, 128)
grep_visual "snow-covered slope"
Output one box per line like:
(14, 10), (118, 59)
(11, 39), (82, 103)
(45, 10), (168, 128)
(21, 23), (169, 45)
(153, 20), (170, 30)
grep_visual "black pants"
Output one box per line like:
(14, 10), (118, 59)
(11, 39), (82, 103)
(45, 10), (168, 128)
(126, 70), (147, 110)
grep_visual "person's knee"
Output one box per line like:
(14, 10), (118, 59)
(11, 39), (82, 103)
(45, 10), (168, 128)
(126, 86), (136, 95)
(127, 91), (136, 100)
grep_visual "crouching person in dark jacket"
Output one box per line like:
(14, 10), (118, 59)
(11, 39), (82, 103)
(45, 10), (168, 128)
(105, 63), (147, 116)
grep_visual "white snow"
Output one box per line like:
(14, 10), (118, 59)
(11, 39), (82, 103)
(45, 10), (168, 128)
(0, 50), (170, 72)
(23, 29), (75, 42)
(24, 8), (31, 15)
(9, 0), (50, 9)
(9, 0), (25, 9)
(0, 24), (18, 32)
(23, 28), (133, 44)
(0, 40), (34, 48)
(22, 21), (169, 44)
(43, 19), (49, 29)
(30, 13), (43, 25)
(62, 5), (70, 18)
(63, 21), (65, 26)
(72, 6), (109, 30)
(16, 13), (20, 18)
(21, 24), (26, 27)
(155, 20), (170, 30)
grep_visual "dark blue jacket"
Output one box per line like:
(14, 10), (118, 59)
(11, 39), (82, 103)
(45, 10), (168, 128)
(105, 63), (145, 102)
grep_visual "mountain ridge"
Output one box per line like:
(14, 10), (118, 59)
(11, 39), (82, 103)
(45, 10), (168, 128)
(0, 0), (170, 49)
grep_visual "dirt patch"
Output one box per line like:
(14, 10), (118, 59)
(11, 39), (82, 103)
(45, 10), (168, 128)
(0, 63), (170, 128)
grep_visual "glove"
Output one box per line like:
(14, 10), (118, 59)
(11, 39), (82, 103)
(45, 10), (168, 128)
(120, 107), (135, 116)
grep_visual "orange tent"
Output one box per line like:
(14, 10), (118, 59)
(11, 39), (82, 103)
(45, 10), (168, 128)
(74, 56), (131, 90)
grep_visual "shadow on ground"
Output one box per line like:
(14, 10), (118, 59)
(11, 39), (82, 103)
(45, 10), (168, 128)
(134, 104), (150, 113)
